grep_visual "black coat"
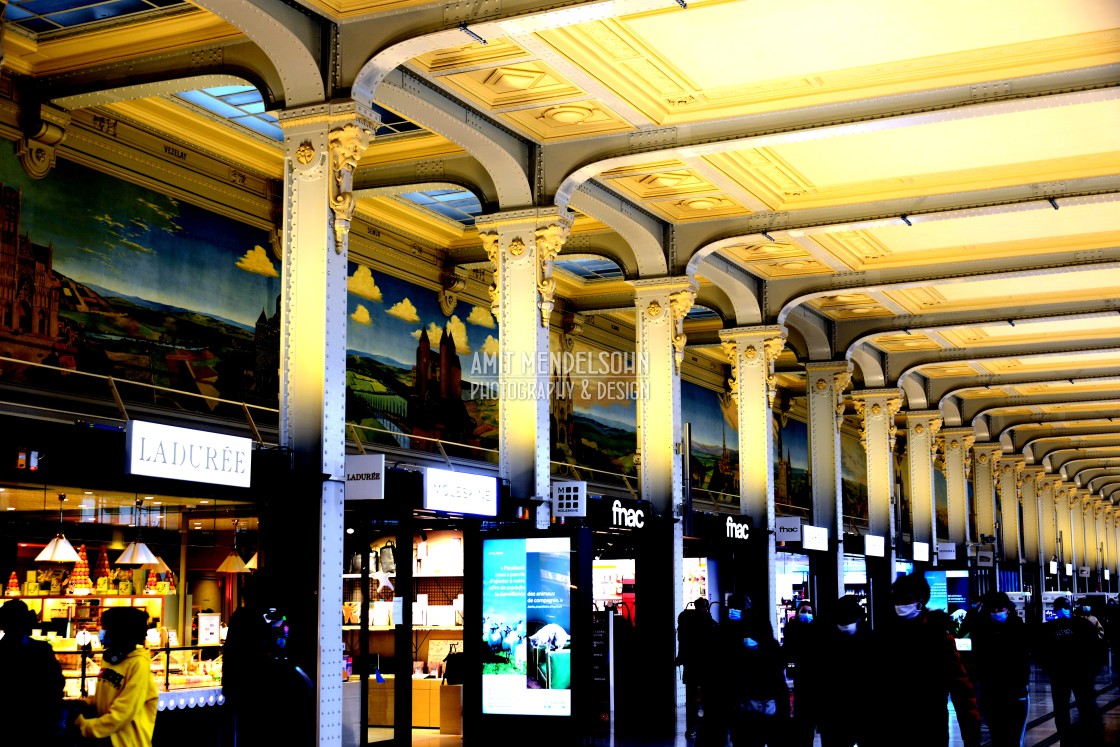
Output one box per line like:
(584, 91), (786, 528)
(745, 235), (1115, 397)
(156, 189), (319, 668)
(968, 613), (1031, 700)
(799, 623), (877, 738)
(0, 634), (65, 743)
(1035, 614), (1106, 682)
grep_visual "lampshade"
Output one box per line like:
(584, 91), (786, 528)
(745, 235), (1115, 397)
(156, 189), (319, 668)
(116, 541), (159, 565)
(141, 556), (171, 574)
(245, 552), (258, 570)
(216, 551), (249, 573)
(36, 534), (82, 563)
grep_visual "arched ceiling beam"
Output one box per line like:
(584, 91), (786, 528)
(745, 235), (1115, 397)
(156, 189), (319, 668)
(376, 70), (532, 208)
(1009, 422), (1120, 455)
(1025, 434), (1120, 466)
(955, 379), (1120, 425)
(1056, 456), (1120, 485)
(848, 346), (886, 388)
(692, 253), (762, 325)
(781, 306), (831, 362)
(192, 0), (325, 106)
(1101, 483), (1120, 503)
(973, 400), (1120, 443)
(692, 287), (735, 329)
(567, 181), (666, 277)
(1048, 449), (1120, 474)
(1088, 475), (1120, 496)
(353, 162), (498, 211)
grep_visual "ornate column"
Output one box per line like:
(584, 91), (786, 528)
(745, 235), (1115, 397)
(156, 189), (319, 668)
(904, 411), (941, 563)
(936, 428), (975, 552)
(1076, 489), (1093, 580)
(972, 444), (1002, 545)
(477, 210), (571, 507)
(805, 361), (851, 611)
(1038, 476), (1059, 590)
(1056, 484), (1076, 590)
(1020, 467), (1044, 567)
(997, 456), (1025, 576)
(277, 101), (377, 747)
(631, 276), (695, 736)
(720, 325), (786, 631)
(1094, 500), (1107, 587)
(851, 389), (903, 626)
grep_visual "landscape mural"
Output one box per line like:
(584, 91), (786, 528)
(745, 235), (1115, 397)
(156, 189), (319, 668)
(344, 264), (499, 457)
(684, 379), (738, 502)
(774, 416), (810, 512)
(841, 433), (869, 522)
(0, 152), (280, 413)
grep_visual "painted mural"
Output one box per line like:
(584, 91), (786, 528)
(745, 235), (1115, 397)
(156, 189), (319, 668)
(548, 332), (637, 484)
(774, 416), (811, 513)
(684, 379), (738, 502)
(935, 468), (949, 538)
(0, 153), (279, 412)
(344, 264), (499, 458)
(840, 432), (869, 522)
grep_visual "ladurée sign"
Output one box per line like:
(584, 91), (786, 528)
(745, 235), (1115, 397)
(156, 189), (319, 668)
(126, 420), (251, 488)
(345, 454), (385, 500)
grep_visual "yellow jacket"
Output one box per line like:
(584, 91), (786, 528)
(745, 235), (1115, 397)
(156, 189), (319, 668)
(76, 646), (158, 747)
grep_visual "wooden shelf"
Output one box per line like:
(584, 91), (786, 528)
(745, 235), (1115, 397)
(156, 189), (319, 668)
(8, 594), (172, 600)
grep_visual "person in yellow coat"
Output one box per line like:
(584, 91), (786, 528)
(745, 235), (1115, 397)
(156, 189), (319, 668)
(76, 606), (158, 747)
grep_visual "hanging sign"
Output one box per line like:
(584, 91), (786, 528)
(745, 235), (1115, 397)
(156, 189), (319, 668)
(864, 535), (885, 557)
(802, 524), (828, 551)
(936, 542), (957, 561)
(724, 515), (751, 541)
(126, 420), (251, 487)
(423, 467), (498, 516)
(776, 516), (801, 542)
(976, 548), (995, 568)
(913, 542), (930, 562)
(1078, 566), (1091, 577)
(345, 454), (385, 500)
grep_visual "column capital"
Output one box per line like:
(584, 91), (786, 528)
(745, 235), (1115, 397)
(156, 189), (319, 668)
(805, 361), (851, 429)
(904, 410), (943, 433)
(972, 443), (1002, 468)
(631, 276), (696, 372)
(475, 206), (573, 233)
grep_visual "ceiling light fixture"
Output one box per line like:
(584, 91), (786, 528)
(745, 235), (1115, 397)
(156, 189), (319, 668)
(1048, 197), (1059, 210)
(900, 214), (912, 226)
(459, 23), (487, 45)
(245, 552), (258, 570)
(116, 499), (158, 565)
(36, 493), (81, 563)
(217, 519), (249, 573)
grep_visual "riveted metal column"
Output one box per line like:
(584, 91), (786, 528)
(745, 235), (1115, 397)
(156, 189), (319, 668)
(720, 325), (786, 633)
(1021, 467), (1043, 600)
(806, 362), (851, 612)
(1076, 490), (1092, 592)
(851, 389), (903, 628)
(997, 456), (1025, 587)
(972, 444), (1001, 545)
(937, 428), (974, 553)
(905, 411), (941, 565)
(278, 101), (377, 747)
(477, 210), (570, 511)
(631, 276), (695, 737)
(1056, 485), (1076, 591)
(1038, 477), (1059, 590)
(1094, 501), (1107, 590)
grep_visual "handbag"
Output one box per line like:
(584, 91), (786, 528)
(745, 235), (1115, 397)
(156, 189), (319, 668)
(744, 698), (777, 716)
(378, 541), (396, 574)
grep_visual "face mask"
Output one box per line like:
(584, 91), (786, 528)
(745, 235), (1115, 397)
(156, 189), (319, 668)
(991, 610), (1009, 623)
(1082, 606), (1092, 614)
(743, 637), (759, 649)
(836, 622), (858, 635)
(98, 629), (107, 645)
(797, 612), (813, 624)
(894, 602), (921, 619)
(1055, 608), (1071, 619)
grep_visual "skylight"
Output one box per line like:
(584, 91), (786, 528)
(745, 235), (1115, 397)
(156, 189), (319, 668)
(554, 258), (625, 282)
(400, 189), (482, 227)
(5, 0), (187, 34)
(685, 306), (721, 321)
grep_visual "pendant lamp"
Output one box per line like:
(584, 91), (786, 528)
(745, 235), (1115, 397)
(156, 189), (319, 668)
(36, 493), (82, 563)
(117, 499), (158, 565)
(244, 552), (258, 570)
(216, 519), (249, 573)
(140, 556), (171, 575)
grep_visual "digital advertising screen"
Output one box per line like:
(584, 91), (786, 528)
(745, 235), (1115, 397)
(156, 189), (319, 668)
(924, 569), (970, 631)
(481, 535), (572, 716)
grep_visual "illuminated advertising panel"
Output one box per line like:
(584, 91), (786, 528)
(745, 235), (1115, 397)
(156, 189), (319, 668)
(482, 536), (572, 716)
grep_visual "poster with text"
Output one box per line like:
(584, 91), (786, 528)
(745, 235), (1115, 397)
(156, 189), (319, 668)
(482, 536), (572, 716)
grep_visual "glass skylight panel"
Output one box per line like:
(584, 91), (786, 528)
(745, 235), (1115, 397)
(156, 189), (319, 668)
(174, 86), (283, 141)
(6, 0), (185, 34)
(554, 258), (625, 282)
(400, 189), (482, 227)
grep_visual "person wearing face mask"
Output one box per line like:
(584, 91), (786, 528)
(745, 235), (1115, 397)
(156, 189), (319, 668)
(0, 598), (65, 745)
(968, 592), (1031, 747)
(801, 594), (876, 747)
(864, 573), (982, 747)
(75, 605), (158, 747)
(1036, 595), (1105, 745)
(781, 600), (820, 747)
(725, 607), (790, 747)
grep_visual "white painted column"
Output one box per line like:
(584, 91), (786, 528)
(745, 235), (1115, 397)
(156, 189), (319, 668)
(972, 444), (1001, 545)
(1021, 466), (1044, 567)
(1077, 490), (1093, 576)
(937, 428), (975, 552)
(1056, 484), (1077, 589)
(806, 361), (851, 608)
(478, 211), (570, 508)
(1038, 477), (1059, 567)
(278, 102), (377, 747)
(720, 325), (786, 632)
(851, 389), (903, 626)
(904, 411), (941, 563)
(998, 456), (1025, 571)
(1094, 501), (1107, 584)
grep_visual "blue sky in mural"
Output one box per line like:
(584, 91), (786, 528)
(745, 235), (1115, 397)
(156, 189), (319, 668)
(345, 263), (498, 379)
(777, 418), (810, 469)
(682, 379), (736, 449)
(0, 156), (279, 329)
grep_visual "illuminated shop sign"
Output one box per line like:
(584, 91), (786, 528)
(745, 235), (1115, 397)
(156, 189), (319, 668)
(126, 420), (251, 488)
(801, 524), (828, 551)
(589, 496), (651, 530)
(424, 467), (498, 516)
(724, 515), (750, 540)
(345, 454), (385, 500)
(864, 535), (885, 557)
(913, 541), (930, 562)
(775, 516), (801, 541)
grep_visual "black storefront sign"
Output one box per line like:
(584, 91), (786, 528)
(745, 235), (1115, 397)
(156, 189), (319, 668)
(587, 496), (652, 530)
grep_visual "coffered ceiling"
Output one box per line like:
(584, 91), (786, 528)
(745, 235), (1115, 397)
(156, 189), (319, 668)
(2, 0), (1119, 499)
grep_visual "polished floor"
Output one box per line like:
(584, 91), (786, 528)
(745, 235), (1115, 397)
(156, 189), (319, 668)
(368, 662), (1120, 747)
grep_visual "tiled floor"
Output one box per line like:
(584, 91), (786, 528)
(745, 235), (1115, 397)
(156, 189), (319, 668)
(364, 664), (1120, 746)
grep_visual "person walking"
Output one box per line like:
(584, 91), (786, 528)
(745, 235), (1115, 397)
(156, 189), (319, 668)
(726, 604), (790, 747)
(799, 594), (876, 747)
(865, 573), (982, 747)
(676, 596), (718, 738)
(969, 592), (1031, 747)
(74, 605), (158, 747)
(781, 599), (820, 747)
(0, 598), (65, 745)
(1036, 595), (1105, 746)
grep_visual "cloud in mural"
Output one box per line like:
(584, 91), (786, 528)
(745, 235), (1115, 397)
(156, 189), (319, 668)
(410, 329), (424, 340)
(466, 305), (495, 328)
(351, 304), (373, 326)
(387, 298), (420, 323)
(425, 315), (471, 354)
(118, 237), (156, 256)
(480, 334), (498, 357)
(235, 245), (279, 277)
(348, 266), (383, 301)
(137, 196), (180, 226)
(93, 213), (127, 233)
